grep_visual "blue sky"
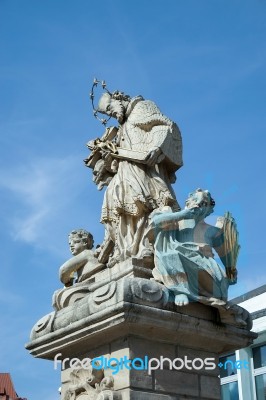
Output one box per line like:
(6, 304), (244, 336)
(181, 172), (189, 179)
(0, 0), (266, 398)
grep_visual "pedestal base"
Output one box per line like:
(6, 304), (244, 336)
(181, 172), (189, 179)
(26, 276), (256, 400)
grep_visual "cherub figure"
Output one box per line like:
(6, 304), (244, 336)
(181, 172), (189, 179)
(59, 229), (103, 286)
(152, 189), (239, 307)
(52, 229), (104, 310)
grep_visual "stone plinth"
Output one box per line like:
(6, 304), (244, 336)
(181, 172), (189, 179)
(26, 276), (256, 400)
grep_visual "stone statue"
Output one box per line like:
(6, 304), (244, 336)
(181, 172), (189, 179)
(52, 229), (104, 310)
(85, 89), (183, 267)
(26, 81), (255, 400)
(63, 365), (116, 400)
(151, 189), (240, 308)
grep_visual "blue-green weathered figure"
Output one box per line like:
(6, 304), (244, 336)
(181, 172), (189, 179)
(152, 189), (239, 307)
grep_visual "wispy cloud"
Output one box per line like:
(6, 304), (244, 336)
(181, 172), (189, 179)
(0, 155), (85, 247)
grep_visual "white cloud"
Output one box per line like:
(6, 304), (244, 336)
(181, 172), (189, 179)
(0, 155), (85, 246)
(13, 208), (49, 242)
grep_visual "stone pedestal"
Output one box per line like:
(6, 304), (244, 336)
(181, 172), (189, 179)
(26, 272), (256, 400)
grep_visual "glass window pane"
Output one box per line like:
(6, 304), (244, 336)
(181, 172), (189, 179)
(221, 381), (239, 400)
(219, 353), (237, 378)
(255, 373), (266, 400)
(253, 345), (266, 369)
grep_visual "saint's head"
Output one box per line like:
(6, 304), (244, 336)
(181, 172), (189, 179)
(97, 91), (131, 124)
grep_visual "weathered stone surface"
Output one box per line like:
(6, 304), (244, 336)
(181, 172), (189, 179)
(61, 368), (72, 384)
(110, 338), (130, 360)
(200, 375), (221, 399)
(130, 368), (153, 390)
(151, 189), (248, 329)
(60, 361), (119, 400)
(27, 274), (255, 399)
(26, 292), (256, 362)
(27, 276), (255, 356)
(177, 347), (219, 376)
(155, 369), (199, 396)
(128, 336), (176, 361)
(117, 389), (180, 400)
(53, 229), (105, 311)
(179, 398), (210, 400)
(109, 368), (153, 392)
(79, 343), (110, 362)
(110, 368), (130, 391)
(88, 259), (154, 292)
(86, 89), (183, 268)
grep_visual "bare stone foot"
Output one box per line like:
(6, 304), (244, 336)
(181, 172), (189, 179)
(175, 294), (189, 306)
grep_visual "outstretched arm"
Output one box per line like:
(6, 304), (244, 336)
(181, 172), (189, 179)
(152, 207), (200, 229)
(59, 251), (88, 286)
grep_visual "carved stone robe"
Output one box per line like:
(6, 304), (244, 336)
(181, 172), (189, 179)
(152, 214), (229, 303)
(101, 96), (183, 263)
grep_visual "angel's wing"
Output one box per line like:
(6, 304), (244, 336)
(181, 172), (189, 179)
(216, 212), (240, 282)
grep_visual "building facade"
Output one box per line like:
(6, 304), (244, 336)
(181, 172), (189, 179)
(0, 373), (27, 400)
(220, 285), (266, 400)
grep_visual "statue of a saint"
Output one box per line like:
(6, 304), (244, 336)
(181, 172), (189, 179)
(151, 189), (239, 307)
(85, 90), (183, 267)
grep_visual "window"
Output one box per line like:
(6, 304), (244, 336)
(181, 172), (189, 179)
(221, 381), (239, 400)
(254, 374), (266, 400)
(220, 353), (239, 399)
(220, 353), (238, 378)
(220, 344), (266, 399)
(253, 344), (266, 400)
(253, 345), (266, 369)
